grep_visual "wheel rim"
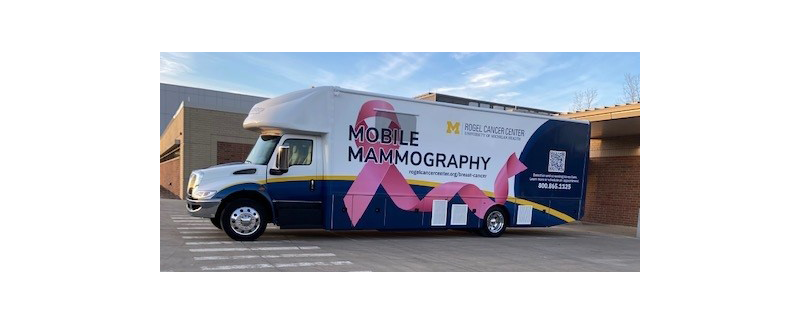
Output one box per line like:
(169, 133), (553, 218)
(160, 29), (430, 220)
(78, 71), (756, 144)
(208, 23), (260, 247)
(487, 211), (504, 233)
(229, 206), (260, 236)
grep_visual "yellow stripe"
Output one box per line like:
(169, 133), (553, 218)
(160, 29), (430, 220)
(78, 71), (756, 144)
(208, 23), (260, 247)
(321, 175), (356, 181)
(233, 175), (576, 223)
(507, 197), (576, 223)
(266, 176), (317, 183)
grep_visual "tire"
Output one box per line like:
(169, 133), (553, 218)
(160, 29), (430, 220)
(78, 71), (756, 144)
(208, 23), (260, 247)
(210, 216), (221, 229)
(479, 206), (507, 237)
(220, 198), (267, 241)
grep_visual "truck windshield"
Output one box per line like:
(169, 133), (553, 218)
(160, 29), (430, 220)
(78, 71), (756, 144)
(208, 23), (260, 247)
(245, 135), (280, 165)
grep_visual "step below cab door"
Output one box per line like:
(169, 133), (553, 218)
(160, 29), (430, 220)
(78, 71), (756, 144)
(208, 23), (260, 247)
(267, 134), (323, 228)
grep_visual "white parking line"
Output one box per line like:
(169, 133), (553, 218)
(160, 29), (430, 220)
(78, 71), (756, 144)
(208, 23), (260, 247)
(181, 236), (229, 239)
(177, 227), (217, 230)
(201, 264), (273, 271)
(277, 253), (336, 258)
(273, 261), (353, 268)
(185, 241), (238, 245)
(172, 220), (211, 223)
(194, 253), (335, 261)
(200, 260), (353, 271)
(189, 246), (319, 253)
(183, 239), (303, 243)
(179, 231), (222, 234)
(171, 217), (200, 219)
(195, 255), (262, 261)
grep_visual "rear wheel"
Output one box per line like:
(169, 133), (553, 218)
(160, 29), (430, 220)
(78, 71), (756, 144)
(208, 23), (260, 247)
(479, 206), (507, 237)
(220, 198), (267, 241)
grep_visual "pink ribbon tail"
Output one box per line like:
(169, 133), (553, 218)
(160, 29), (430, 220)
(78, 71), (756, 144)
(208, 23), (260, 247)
(342, 100), (528, 227)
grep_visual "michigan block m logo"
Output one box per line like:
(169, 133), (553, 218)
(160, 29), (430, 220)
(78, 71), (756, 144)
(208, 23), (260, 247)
(446, 121), (460, 134)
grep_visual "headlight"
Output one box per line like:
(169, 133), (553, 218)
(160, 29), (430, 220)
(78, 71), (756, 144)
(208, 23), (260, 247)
(187, 171), (205, 196)
(193, 172), (204, 186)
(188, 171), (203, 190)
(192, 190), (217, 199)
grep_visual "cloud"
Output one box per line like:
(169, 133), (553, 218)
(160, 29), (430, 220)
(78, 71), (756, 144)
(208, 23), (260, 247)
(433, 68), (512, 93)
(236, 53), (339, 88)
(160, 53), (192, 76)
(492, 92), (521, 102)
(310, 68), (336, 85)
(342, 53), (428, 91)
(429, 53), (572, 103)
(451, 52), (475, 61)
(375, 53), (426, 79)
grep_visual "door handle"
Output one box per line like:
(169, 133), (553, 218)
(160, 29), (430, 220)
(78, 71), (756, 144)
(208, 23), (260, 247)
(310, 179), (315, 191)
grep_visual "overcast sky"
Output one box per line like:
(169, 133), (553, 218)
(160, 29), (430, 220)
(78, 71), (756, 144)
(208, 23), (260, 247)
(160, 52), (639, 112)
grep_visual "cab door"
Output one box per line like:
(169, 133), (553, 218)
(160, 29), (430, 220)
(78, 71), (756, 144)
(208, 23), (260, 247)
(267, 134), (323, 228)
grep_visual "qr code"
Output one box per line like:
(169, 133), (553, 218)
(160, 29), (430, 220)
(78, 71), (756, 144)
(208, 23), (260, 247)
(548, 150), (566, 173)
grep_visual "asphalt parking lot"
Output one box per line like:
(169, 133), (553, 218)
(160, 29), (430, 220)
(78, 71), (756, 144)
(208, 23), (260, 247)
(161, 199), (640, 271)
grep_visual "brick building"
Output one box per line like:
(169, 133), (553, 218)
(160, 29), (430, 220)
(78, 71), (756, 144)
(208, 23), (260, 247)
(159, 84), (266, 199)
(560, 103), (640, 227)
(415, 92), (557, 116)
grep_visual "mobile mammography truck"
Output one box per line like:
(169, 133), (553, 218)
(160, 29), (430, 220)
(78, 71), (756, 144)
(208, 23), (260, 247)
(186, 86), (590, 241)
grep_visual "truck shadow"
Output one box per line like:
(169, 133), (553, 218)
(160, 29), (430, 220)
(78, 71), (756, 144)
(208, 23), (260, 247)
(255, 227), (579, 241)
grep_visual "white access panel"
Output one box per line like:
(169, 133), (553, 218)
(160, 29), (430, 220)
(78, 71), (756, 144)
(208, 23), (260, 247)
(517, 205), (533, 225)
(450, 204), (468, 225)
(432, 200), (448, 226)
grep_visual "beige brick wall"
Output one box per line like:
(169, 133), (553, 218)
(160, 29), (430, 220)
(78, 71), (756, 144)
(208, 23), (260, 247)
(160, 105), (184, 154)
(160, 106), (185, 198)
(160, 157), (181, 198)
(590, 135), (640, 158)
(583, 135), (640, 226)
(583, 156), (640, 226)
(182, 107), (259, 194)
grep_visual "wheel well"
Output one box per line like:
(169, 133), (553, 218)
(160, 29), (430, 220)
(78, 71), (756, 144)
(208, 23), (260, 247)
(486, 204), (511, 224)
(499, 205), (511, 227)
(495, 204), (511, 218)
(485, 204), (510, 217)
(216, 190), (274, 223)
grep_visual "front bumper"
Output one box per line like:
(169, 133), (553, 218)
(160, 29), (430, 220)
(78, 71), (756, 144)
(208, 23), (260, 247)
(186, 198), (222, 218)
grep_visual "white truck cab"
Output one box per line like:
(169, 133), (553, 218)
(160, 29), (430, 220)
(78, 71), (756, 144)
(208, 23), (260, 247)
(186, 132), (321, 241)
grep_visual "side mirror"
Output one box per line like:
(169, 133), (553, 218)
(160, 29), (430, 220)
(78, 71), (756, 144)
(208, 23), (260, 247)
(270, 146), (290, 175)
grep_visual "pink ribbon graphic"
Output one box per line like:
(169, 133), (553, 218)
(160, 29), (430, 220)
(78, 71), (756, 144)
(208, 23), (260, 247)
(343, 100), (527, 226)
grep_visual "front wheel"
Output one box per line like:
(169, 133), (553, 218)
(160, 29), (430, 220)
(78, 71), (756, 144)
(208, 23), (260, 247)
(220, 198), (267, 241)
(210, 216), (221, 229)
(479, 206), (507, 237)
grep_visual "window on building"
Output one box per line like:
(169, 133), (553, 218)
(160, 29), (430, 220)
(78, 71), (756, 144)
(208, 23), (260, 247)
(283, 139), (313, 166)
(479, 103), (490, 108)
(468, 102), (479, 107)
